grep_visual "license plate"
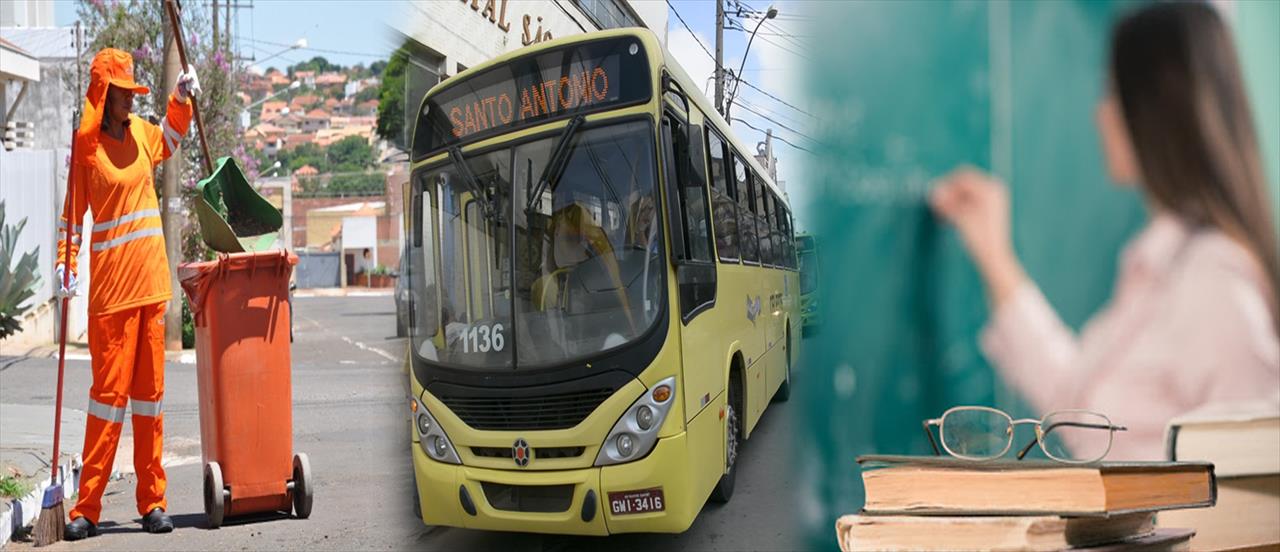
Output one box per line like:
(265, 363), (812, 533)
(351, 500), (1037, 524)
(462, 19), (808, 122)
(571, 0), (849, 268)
(608, 488), (665, 515)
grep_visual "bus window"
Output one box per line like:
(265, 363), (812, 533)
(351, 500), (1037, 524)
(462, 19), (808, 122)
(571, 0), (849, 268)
(464, 200), (495, 319)
(683, 124), (713, 264)
(780, 205), (795, 269)
(769, 192), (782, 267)
(754, 175), (770, 266)
(770, 191), (784, 268)
(662, 113), (717, 319)
(759, 186), (774, 265)
(411, 181), (441, 349)
(735, 156), (759, 263)
(705, 130), (738, 262)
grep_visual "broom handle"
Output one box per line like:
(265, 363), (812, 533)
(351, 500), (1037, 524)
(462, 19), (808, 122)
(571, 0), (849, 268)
(52, 125), (81, 486)
(163, 0), (214, 176)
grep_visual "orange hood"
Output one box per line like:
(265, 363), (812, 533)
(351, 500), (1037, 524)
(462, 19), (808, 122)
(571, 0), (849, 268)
(78, 48), (150, 158)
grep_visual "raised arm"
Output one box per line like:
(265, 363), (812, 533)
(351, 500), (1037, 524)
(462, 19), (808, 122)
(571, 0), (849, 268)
(146, 93), (193, 166)
(930, 167), (1085, 411)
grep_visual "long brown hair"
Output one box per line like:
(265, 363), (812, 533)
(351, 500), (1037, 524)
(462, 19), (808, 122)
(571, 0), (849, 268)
(1110, 1), (1280, 330)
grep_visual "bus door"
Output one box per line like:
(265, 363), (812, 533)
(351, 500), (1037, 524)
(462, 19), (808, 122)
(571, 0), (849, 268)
(661, 98), (720, 424)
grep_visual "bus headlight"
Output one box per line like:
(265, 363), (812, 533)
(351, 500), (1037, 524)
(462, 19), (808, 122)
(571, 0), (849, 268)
(594, 377), (676, 466)
(413, 396), (461, 465)
(636, 405), (654, 430)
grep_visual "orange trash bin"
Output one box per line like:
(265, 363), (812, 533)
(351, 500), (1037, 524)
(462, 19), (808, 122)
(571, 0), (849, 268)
(179, 250), (312, 528)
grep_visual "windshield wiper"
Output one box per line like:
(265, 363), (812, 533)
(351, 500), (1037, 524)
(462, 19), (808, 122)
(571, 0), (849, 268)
(448, 145), (496, 222)
(525, 114), (585, 215)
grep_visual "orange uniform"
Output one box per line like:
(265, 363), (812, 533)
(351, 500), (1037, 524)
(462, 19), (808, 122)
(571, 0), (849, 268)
(58, 48), (192, 524)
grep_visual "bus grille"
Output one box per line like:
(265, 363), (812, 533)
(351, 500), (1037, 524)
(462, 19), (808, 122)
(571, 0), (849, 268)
(480, 482), (574, 513)
(471, 446), (586, 459)
(441, 388), (615, 430)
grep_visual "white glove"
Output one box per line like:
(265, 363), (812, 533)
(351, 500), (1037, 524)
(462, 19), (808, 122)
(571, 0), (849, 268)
(55, 264), (78, 298)
(177, 65), (201, 101)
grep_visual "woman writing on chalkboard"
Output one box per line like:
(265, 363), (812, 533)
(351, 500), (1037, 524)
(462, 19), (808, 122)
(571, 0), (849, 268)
(929, 2), (1279, 460)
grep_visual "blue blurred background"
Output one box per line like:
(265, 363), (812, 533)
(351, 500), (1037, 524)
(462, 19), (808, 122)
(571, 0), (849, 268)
(793, 1), (1280, 548)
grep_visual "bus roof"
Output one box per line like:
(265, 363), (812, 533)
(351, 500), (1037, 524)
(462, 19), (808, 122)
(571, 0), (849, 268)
(417, 27), (789, 208)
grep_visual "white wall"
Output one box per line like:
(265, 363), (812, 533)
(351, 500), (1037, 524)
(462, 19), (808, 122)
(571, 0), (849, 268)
(0, 146), (90, 348)
(394, 0), (615, 78)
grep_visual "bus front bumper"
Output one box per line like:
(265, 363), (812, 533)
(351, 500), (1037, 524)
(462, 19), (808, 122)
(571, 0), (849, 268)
(412, 430), (698, 535)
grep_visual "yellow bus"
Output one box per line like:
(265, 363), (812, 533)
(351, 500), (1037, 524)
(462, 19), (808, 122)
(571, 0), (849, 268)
(405, 28), (801, 535)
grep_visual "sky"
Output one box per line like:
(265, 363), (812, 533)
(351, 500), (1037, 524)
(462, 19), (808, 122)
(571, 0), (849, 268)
(53, 0), (400, 73)
(53, 0), (814, 224)
(664, 0), (816, 225)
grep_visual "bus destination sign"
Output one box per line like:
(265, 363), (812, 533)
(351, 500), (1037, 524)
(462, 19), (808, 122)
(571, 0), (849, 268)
(415, 37), (651, 159)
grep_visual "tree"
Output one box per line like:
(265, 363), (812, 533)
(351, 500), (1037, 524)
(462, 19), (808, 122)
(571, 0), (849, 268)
(289, 56), (341, 76)
(279, 142), (326, 173)
(353, 84), (379, 104)
(369, 59), (388, 77)
(328, 135), (374, 172)
(376, 46), (409, 146)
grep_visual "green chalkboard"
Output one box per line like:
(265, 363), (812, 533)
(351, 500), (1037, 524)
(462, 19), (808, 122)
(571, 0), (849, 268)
(795, 1), (1146, 548)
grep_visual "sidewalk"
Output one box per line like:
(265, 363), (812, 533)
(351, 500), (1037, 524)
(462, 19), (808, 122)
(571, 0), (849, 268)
(0, 352), (196, 546)
(14, 343), (196, 365)
(0, 403), (90, 548)
(292, 286), (393, 298)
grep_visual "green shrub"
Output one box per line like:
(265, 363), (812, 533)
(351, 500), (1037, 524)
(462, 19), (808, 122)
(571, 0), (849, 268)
(0, 201), (42, 339)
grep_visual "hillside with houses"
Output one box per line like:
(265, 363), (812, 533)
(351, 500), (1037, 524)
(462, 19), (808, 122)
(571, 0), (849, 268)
(240, 57), (389, 194)
(237, 56), (409, 282)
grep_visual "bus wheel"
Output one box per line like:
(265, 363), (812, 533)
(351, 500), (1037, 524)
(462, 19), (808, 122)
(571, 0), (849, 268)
(710, 371), (741, 503)
(775, 327), (792, 402)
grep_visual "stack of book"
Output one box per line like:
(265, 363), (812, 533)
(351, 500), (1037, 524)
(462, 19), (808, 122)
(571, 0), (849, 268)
(1159, 399), (1280, 550)
(837, 455), (1217, 551)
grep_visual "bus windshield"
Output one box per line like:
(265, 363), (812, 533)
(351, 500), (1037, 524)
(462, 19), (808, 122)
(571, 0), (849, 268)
(798, 242), (818, 295)
(410, 119), (664, 371)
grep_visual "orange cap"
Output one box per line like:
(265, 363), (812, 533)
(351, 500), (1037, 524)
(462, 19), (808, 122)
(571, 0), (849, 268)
(90, 48), (150, 95)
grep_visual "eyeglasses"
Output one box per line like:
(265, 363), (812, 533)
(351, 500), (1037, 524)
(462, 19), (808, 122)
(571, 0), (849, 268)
(922, 406), (1127, 464)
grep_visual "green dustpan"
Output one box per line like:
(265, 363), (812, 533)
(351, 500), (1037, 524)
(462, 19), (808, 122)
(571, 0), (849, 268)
(195, 156), (283, 253)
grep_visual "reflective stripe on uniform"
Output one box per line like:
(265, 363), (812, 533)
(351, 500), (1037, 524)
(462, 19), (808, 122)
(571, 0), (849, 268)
(131, 398), (163, 417)
(162, 119), (182, 153)
(57, 220), (84, 232)
(92, 227), (164, 252)
(92, 208), (161, 233)
(87, 399), (127, 423)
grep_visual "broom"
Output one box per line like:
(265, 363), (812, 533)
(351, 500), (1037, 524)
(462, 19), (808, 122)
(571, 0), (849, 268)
(32, 118), (81, 547)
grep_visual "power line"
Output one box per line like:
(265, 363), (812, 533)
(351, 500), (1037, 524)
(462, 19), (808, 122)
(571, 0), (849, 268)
(666, 0), (717, 63)
(731, 118), (813, 153)
(667, 1), (813, 121)
(734, 101), (817, 145)
(734, 1), (814, 53)
(241, 36), (387, 59)
(737, 77), (813, 119)
(737, 95), (809, 130)
(725, 21), (812, 60)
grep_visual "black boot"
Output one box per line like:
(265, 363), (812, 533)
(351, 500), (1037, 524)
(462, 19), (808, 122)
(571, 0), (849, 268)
(65, 516), (98, 541)
(143, 508), (173, 534)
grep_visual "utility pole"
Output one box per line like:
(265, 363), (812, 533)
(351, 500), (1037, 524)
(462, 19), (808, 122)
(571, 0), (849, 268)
(161, 20), (184, 350)
(212, 0), (219, 51)
(764, 128), (776, 182)
(714, 0), (724, 115)
(224, 0), (232, 52)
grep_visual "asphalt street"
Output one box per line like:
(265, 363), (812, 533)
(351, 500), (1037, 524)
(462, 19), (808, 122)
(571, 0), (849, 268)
(3, 295), (803, 551)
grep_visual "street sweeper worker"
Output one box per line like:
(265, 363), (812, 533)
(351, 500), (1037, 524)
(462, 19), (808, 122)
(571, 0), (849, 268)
(55, 47), (199, 540)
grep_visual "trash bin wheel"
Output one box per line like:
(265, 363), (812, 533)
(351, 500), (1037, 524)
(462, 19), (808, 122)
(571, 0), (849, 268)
(292, 452), (313, 519)
(204, 461), (227, 529)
